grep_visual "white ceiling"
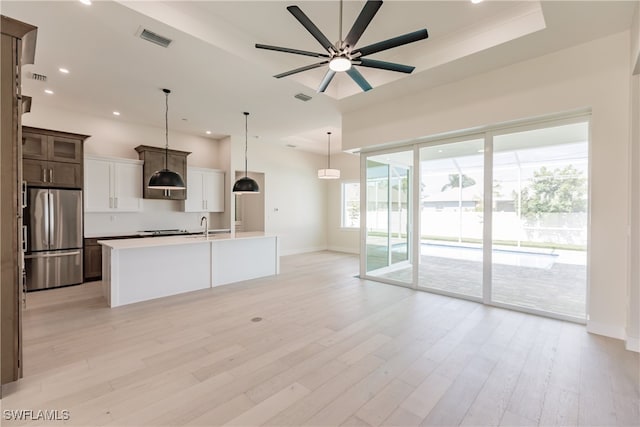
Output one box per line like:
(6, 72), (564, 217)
(1, 1), (636, 154)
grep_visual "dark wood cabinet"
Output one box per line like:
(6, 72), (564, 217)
(1, 14), (37, 386)
(21, 132), (48, 160)
(83, 239), (102, 282)
(23, 158), (47, 185)
(22, 127), (88, 188)
(84, 235), (139, 282)
(23, 158), (82, 187)
(135, 145), (190, 200)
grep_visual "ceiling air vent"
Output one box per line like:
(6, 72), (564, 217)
(294, 93), (312, 102)
(139, 28), (172, 48)
(31, 73), (47, 82)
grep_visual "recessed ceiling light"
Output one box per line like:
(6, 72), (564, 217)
(205, 131), (212, 135)
(59, 68), (70, 74)
(112, 111), (120, 116)
(44, 89), (54, 95)
(471, 0), (483, 4)
(438, 149), (443, 153)
(478, 149), (485, 153)
(79, 0), (91, 5)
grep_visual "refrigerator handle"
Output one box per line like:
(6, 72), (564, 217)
(38, 190), (50, 250)
(22, 273), (26, 309)
(48, 192), (53, 249)
(22, 225), (27, 253)
(21, 181), (27, 208)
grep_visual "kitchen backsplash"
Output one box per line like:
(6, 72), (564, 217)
(84, 199), (227, 237)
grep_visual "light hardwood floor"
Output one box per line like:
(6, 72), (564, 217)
(1, 251), (638, 426)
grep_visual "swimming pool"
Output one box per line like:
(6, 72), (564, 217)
(421, 242), (558, 269)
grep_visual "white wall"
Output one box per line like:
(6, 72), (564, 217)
(327, 153), (361, 254)
(632, 3), (640, 74)
(628, 3), (640, 351)
(629, 74), (639, 351)
(230, 138), (328, 256)
(342, 31), (632, 342)
(22, 105), (225, 235)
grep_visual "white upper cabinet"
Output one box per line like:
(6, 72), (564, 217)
(84, 156), (143, 212)
(184, 167), (225, 213)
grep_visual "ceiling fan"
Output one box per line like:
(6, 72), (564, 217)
(256, 0), (429, 93)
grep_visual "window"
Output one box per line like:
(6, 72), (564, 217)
(341, 182), (360, 228)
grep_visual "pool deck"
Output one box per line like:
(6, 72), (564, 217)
(367, 241), (586, 319)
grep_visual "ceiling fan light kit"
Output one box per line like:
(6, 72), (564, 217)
(329, 56), (351, 72)
(256, 0), (429, 93)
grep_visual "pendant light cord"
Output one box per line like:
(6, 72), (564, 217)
(164, 89), (170, 170)
(327, 131), (332, 169)
(244, 112), (249, 178)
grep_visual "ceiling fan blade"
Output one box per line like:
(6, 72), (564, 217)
(346, 67), (372, 92)
(287, 6), (335, 54)
(353, 28), (428, 57)
(317, 70), (336, 93)
(356, 58), (415, 74)
(343, 0), (383, 49)
(256, 44), (329, 58)
(274, 61), (329, 79)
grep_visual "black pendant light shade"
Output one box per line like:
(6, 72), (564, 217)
(149, 169), (185, 189)
(148, 88), (186, 190)
(233, 176), (260, 193)
(233, 112), (260, 194)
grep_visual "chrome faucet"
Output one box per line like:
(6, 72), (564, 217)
(200, 216), (209, 239)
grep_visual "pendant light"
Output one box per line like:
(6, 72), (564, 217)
(318, 132), (340, 179)
(148, 88), (185, 190)
(233, 112), (260, 194)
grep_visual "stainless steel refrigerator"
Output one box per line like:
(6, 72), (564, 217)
(24, 188), (83, 291)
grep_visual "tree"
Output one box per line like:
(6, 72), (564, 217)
(520, 165), (587, 220)
(441, 174), (476, 192)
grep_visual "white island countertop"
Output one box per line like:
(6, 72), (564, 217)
(100, 232), (280, 307)
(98, 231), (273, 249)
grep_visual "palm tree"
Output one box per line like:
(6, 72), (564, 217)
(441, 174), (476, 192)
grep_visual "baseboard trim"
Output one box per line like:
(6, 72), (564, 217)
(280, 246), (328, 257)
(625, 336), (640, 352)
(327, 246), (359, 254)
(587, 320), (626, 340)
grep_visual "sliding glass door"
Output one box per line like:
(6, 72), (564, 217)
(361, 117), (589, 322)
(364, 151), (413, 285)
(419, 138), (484, 299)
(491, 122), (588, 319)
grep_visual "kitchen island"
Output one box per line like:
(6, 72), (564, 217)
(99, 232), (279, 307)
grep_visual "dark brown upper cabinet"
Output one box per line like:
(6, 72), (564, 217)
(135, 145), (190, 200)
(22, 127), (88, 188)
